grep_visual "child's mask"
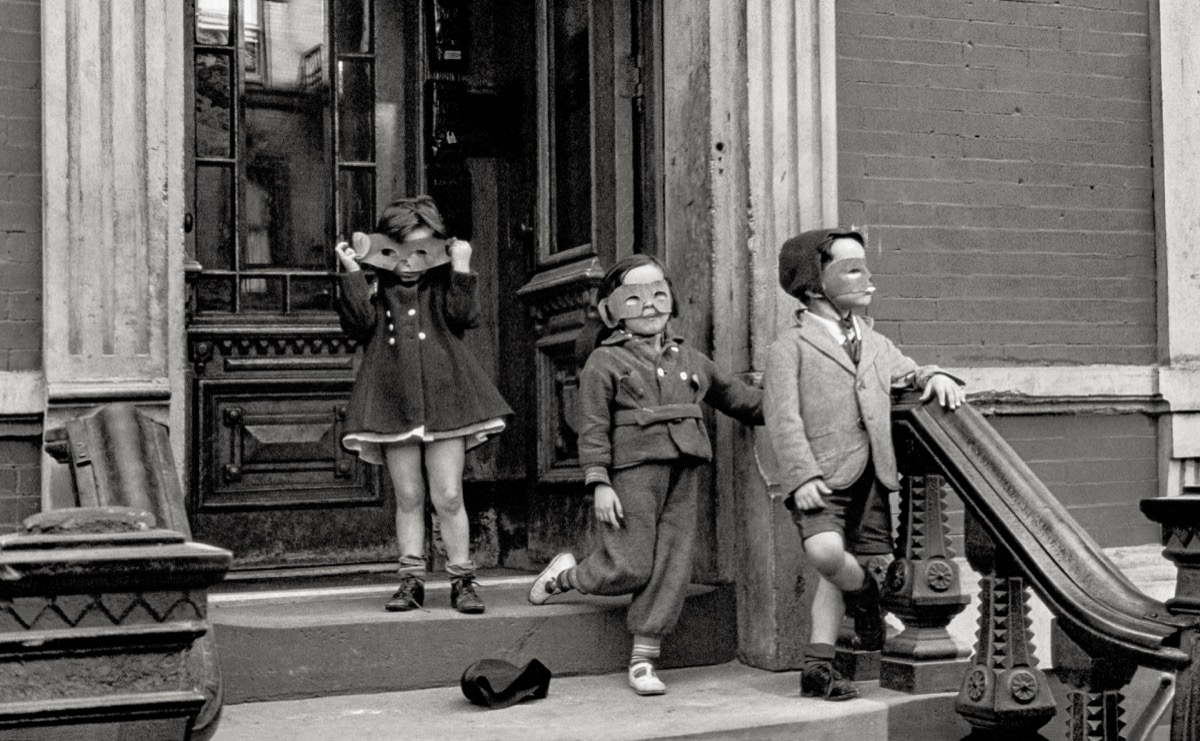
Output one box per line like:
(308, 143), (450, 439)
(351, 232), (451, 275)
(821, 257), (875, 305)
(596, 280), (673, 328)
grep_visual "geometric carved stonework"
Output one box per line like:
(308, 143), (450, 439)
(878, 474), (971, 693)
(0, 522), (230, 739)
(0, 592), (205, 631)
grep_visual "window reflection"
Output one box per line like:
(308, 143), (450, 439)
(550, 0), (592, 252)
(242, 0), (331, 270)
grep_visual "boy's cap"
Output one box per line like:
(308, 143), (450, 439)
(460, 658), (552, 709)
(778, 227), (865, 300)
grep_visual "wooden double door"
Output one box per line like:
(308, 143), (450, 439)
(184, 0), (660, 570)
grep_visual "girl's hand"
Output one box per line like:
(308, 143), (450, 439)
(335, 241), (361, 272)
(791, 478), (831, 512)
(921, 374), (964, 410)
(448, 238), (472, 273)
(593, 484), (624, 529)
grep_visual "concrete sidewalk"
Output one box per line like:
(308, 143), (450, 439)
(210, 662), (972, 741)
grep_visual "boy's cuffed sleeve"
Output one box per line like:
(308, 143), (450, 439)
(336, 272), (376, 339)
(702, 356), (765, 426)
(877, 336), (965, 390)
(576, 358), (615, 480)
(443, 270), (481, 331)
(763, 337), (824, 496)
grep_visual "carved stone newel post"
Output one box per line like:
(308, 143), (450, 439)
(954, 508), (1057, 734)
(880, 473), (971, 692)
(1141, 495), (1200, 741)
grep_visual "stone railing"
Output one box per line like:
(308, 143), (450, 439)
(856, 393), (1199, 741)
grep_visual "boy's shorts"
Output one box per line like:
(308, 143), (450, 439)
(785, 466), (894, 556)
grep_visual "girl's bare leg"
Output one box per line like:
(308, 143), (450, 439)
(384, 443), (427, 560)
(424, 437), (471, 567)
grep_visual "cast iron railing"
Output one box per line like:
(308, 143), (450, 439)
(868, 392), (1199, 740)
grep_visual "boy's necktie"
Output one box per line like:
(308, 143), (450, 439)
(840, 314), (861, 364)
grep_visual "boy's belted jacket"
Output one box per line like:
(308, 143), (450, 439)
(763, 311), (960, 496)
(576, 331), (764, 487)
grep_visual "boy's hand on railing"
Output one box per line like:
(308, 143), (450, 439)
(921, 373), (964, 410)
(791, 478), (831, 512)
(593, 484), (625, 529)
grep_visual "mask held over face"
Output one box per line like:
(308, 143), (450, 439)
(596, 280), (673, 328)
(350, 232), (452, 275)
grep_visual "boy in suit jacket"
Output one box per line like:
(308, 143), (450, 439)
(763, 227), (964, 701)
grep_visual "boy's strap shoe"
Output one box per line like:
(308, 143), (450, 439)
(844, 576), (886, 652)
(800, 661), (859, 701)
(451, 575), (486, 614)
(385, 573), (425, 612)
(528, 552), (577, 605)
(628, 661), (667, 696)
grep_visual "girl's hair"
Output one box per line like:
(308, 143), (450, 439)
(575, 254), (679, 366)
(375, 195), (448, 241)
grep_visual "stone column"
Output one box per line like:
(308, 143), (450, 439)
(713, 0), (841, 669)
(1152, 0), (1200, 498)
(40, 1), (187, 503)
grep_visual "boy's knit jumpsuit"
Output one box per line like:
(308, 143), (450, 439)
(572, 330), (763, 638)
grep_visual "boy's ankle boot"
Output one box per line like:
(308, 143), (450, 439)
(800, 659), (860, 701)
(845, 576), (886, 652)
(385, 573), (425, 612)
(451, 575), (486, 614)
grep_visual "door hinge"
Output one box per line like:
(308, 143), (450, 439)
(618, 54), (644, 105)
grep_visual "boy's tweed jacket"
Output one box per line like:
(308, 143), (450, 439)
(763, 311), (956, 496)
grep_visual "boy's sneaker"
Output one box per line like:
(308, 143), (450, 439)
(628, 661), (667, 696)
(385, 573), (424, 612)
(528, 552), (577, 605)
(845, 577), (886, 652)
(800, 660), (859, 701)
(451, 575), (486, 614)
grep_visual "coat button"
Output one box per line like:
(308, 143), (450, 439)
(385, 310), (392, 318)
(388, 338), (396, 346)
(679, 372), (688, 380)
(657, 368), (665, 377)
(388, 324), (395, 331)
(418, 332), (427, 340)
(407, 309), (417, 316)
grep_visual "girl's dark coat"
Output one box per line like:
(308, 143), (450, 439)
(336, 266), (512, 442)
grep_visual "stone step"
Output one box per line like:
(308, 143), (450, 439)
(209, 662), (974, 741)
(210, 575), (736, 704)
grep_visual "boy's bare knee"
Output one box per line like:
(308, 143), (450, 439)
(803, 533), (848, 575)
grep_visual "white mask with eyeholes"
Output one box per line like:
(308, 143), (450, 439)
(596, 280), (673, 328)
(350, 232), (451, 275)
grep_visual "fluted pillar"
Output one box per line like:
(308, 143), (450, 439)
(716, 0), (841, 669)
(41, 0), (187, 502)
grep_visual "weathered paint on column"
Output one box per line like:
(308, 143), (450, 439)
(1151, 0), (1200, 499)
(41, 0), (186, 500)
(711, 0), (840, 669)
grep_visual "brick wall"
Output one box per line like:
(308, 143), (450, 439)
(837, 0), (1155, 366)
(990, 413), (1159, 547)
(0, 438), (39, 534)
(0, 0), (42, 371)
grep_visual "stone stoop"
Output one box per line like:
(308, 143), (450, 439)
(211, 576), (737, 704)
(210, 662), (973, 741)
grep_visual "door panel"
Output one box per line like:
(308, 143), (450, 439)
(197, 379), (379, 510)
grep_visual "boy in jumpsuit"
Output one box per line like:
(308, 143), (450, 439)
(527, 255), (763, 696)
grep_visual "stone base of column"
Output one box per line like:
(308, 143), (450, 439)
(881, 657), (971, 694)
(835, 647), (880, 681)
